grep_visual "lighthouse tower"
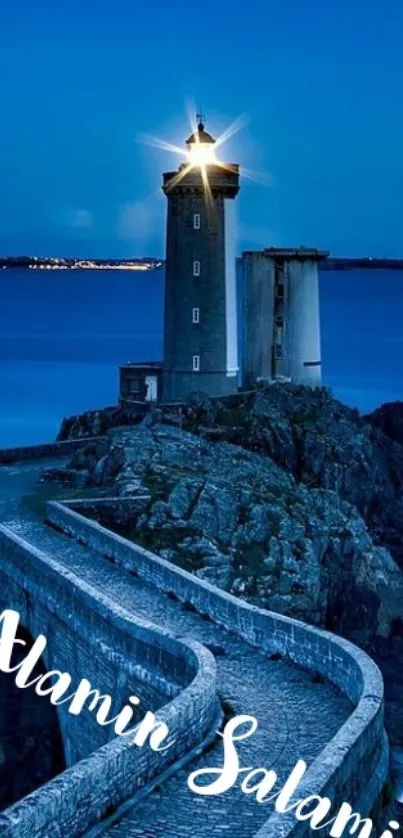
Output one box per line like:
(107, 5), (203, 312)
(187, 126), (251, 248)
(162, 118), (240, 402)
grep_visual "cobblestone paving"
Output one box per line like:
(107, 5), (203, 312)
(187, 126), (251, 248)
(0, 465), (353, 838)
(7, 517), (352, 838)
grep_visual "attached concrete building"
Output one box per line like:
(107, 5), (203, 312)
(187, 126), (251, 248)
(161, 121), (240, 401)
(241, 248), (328, 388)
(119, 362), (163, 408)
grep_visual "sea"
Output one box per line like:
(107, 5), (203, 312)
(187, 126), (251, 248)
(0, 267), (402, 448)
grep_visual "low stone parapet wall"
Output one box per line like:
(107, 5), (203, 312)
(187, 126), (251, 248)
(0, 524), (217, 838)
(47, 500), (389, 836)
(60, 496), (151, 527)
(0, 437), (105, 464)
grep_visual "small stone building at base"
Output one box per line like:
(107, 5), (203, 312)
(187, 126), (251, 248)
(119, 362), (163, 409)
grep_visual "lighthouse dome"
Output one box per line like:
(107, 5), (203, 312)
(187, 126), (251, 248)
(186, 120), (216, 147)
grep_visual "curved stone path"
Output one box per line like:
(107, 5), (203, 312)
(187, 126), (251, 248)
(0, 462), (353, 838)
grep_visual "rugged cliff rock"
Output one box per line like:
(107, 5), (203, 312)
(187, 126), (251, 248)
(53, 388), (403, 639)
(166, 386), (403, 571)
(366, 401), (403, 448)
(52, 384), (403, 743)
(57, 405), (143, 440)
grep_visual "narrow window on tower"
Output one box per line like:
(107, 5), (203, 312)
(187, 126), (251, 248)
(193, 260), (201, 277)
(192, 307), (200, 324)
(193, 213), (201, 230)
(192, 355), (200, 371)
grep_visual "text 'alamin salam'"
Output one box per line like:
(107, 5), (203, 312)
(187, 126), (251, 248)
(0, 609), (399, 838)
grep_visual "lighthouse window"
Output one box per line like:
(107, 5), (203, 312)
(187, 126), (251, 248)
(192, 307), (200, 324)
(192, 355), (200, 371)
(193, 260), (201, 276)
(193, 213), (201, 230)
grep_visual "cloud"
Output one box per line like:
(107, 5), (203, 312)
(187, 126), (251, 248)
(70, 209), (94, 228)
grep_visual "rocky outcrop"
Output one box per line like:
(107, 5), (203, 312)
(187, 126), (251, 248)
(366, 401), (403, 447)
(52, 384), (403, 744)
(50, 419), (403, 644)
(57, 406), (143, 441)
(161, 386), (403, 570)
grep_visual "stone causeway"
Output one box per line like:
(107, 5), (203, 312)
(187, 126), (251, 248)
(0, 443), (390, 837)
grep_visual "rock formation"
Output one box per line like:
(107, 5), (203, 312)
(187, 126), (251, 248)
(57, 405), (142, 441)
(53, 384), (403, 743)
(366, 401), (403, 448)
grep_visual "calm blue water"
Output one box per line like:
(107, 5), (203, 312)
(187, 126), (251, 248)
(0, 267), (402, 447)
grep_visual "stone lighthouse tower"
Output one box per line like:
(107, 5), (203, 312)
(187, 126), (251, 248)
(162, 118), (240, 402)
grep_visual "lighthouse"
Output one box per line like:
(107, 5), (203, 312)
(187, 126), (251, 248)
(162, 117), (240, 402)
(118, 118), (327, 411)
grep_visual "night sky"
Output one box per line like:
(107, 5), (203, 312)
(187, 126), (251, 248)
(1, 0), (402, 258)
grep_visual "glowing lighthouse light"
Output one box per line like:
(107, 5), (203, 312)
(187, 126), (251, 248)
(139, 110), (255, 197)
(185, 118), (218, 167)
(188, 140), (217, 166)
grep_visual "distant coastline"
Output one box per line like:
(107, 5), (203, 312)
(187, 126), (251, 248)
(321, 257), (403, 270)
(1, 255), (403, 271)
(0, 256), (163, 271)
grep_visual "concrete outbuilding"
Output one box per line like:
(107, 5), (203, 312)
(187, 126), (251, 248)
(241, 248), (328, 388)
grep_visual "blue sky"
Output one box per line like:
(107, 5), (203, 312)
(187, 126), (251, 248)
(1, 0), (402, 258)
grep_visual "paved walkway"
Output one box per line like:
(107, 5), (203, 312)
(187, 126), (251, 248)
(0, 463), (353, 838)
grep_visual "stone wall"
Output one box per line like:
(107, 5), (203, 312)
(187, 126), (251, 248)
(0, 438), (105, 464)
(47, 500), (389, 837)
(0, 524), (217, 837)
(62, 496), (151, 528)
